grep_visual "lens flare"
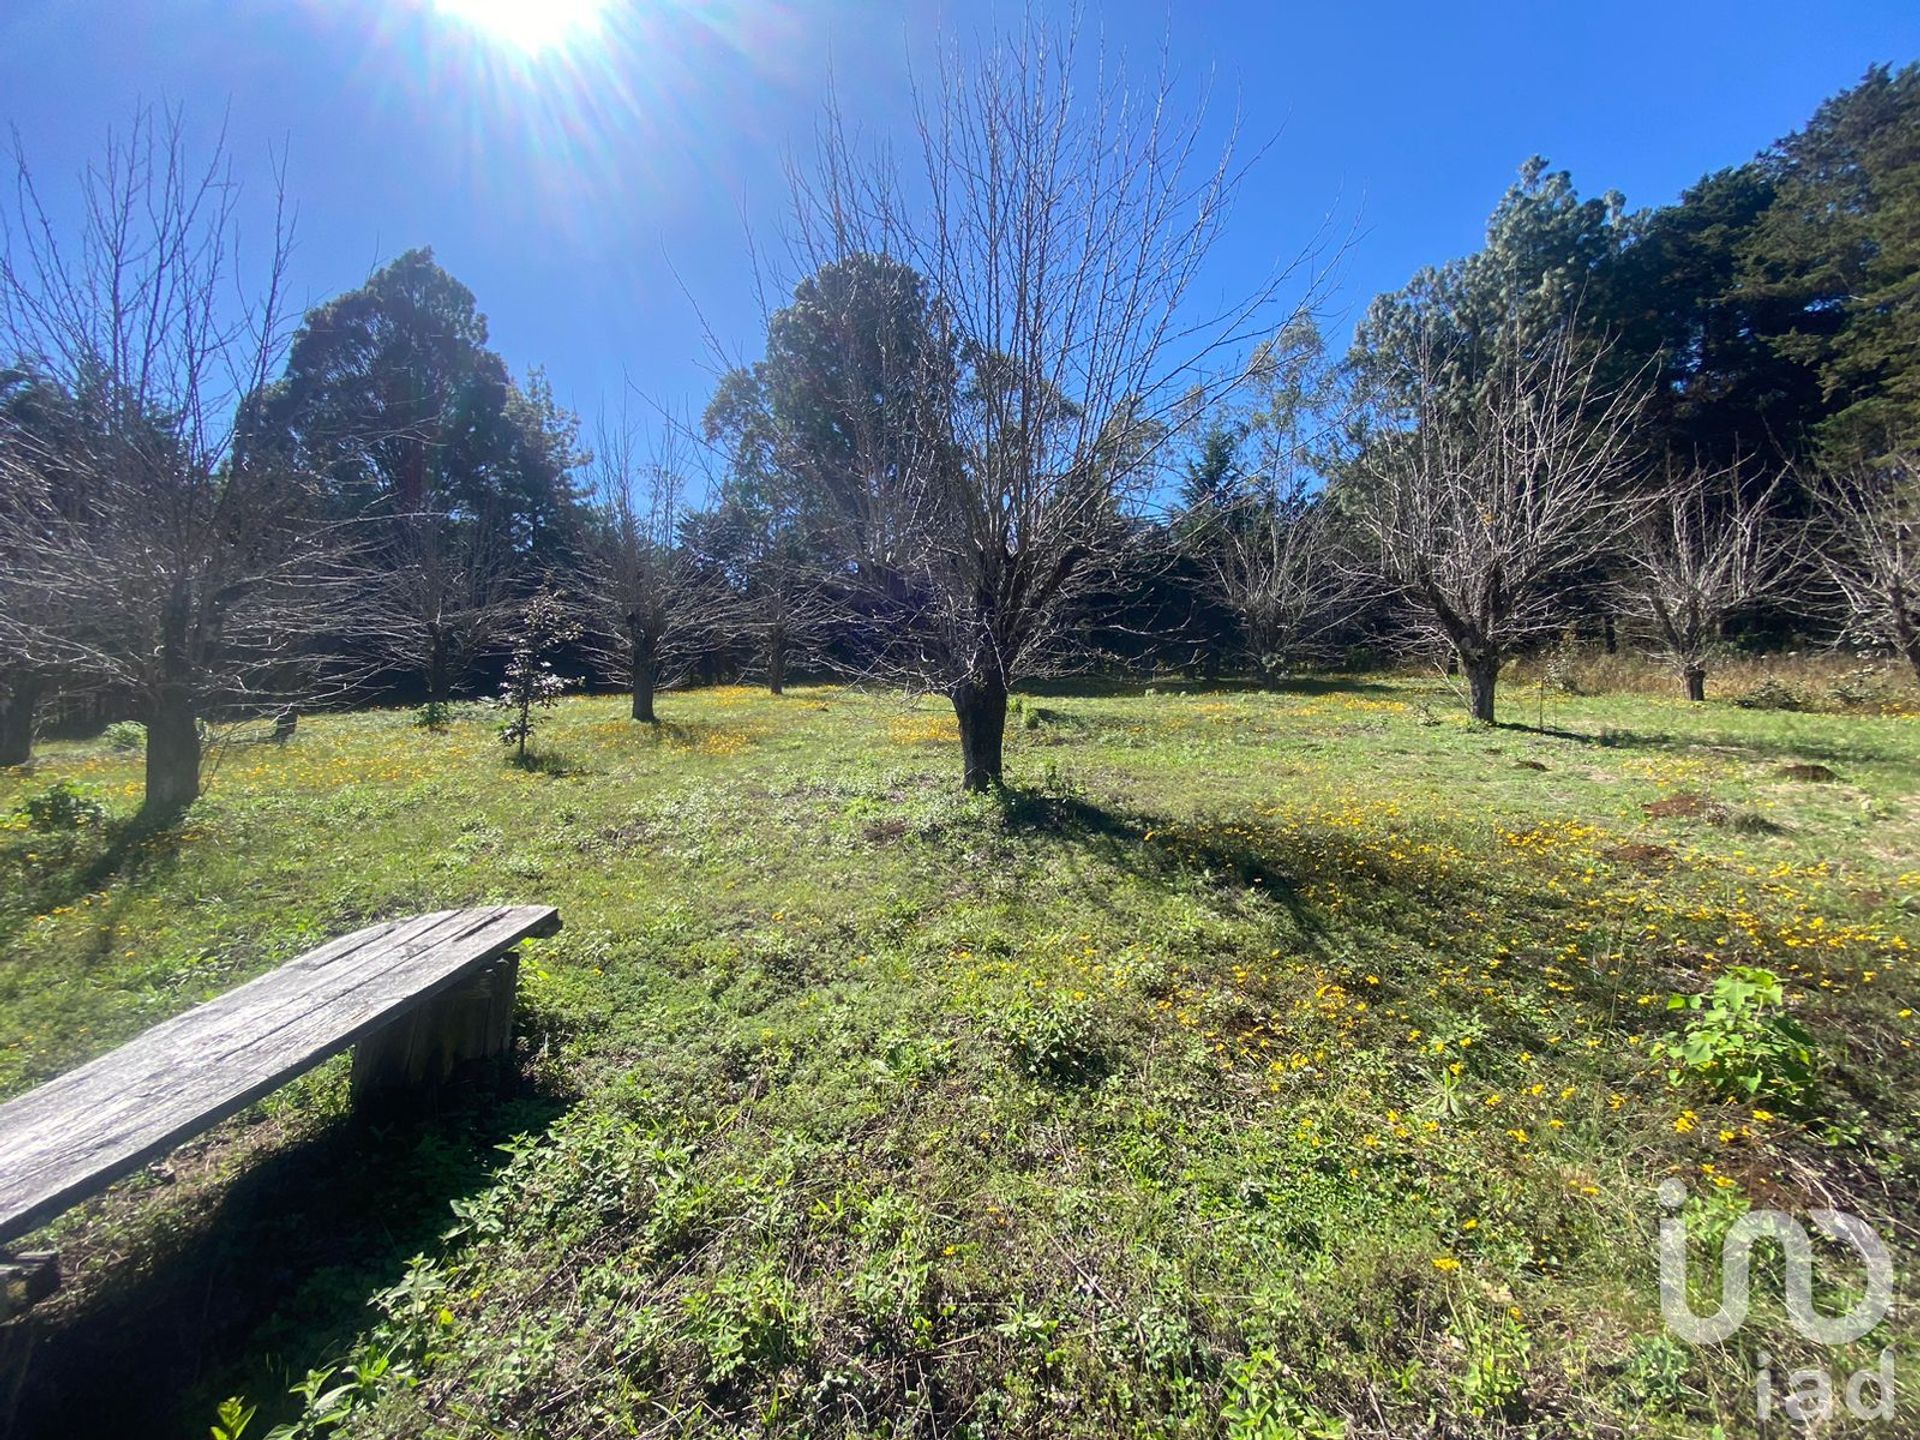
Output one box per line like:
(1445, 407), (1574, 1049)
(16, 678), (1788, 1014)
(433, 0), (607, 55)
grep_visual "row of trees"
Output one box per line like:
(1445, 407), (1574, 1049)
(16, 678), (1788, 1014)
(3, 49), (1918, 805)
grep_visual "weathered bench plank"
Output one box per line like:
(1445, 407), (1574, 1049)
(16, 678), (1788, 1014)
(0, 905), (559, 1245)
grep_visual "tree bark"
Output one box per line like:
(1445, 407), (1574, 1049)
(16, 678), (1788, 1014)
(1683, 666), (1707, 703)
(1464, 651), (1499, 724)
(0, 672), (39, 768)
(768, 628), (787, 696)
(1894, 592), (1920, 686)
(630, 623), (657, 724)
(1603, 612), (1617, 655)
(427, 624), (451, 721)
(144, 686), (200, 815)
(953, 674), (1008, 792)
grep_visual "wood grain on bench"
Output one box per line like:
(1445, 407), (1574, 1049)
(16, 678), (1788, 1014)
(0, 905), (559, 1245)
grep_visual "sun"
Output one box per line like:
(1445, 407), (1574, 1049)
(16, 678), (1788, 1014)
(432, 0), (607, 55)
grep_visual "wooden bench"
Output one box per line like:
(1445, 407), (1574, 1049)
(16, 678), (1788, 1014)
(0, 905), (559, 1300)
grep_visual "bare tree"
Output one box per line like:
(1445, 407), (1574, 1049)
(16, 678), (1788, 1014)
(583, 415), (710, 723)
(756, 23), (1298, 789)
(0, 108), (341, 813)
(1620, 457), (1786, 700)
(361, 504), (515, 725)
(1195, 477), (1354, 684)
(1811, 451), (1920, 684)
(1354, 324), (1644, 722)
(1182, 323), (1359, 682)
(697, 367), (840, 694)
(0, 366), (90, 764)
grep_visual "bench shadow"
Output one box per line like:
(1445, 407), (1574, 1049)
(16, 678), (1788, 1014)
(0, 1075), (573, 1440)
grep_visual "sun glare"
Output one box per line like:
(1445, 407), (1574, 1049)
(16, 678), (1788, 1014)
(433, 0), (606, 55)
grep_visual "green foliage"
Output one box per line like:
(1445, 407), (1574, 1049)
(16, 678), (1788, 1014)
(1450, 1302), (1532, 1420)
(210, 1397), (257, 1440)
(1617, 1332), (1692, 1414)
(103, 720), (147, 752)
(494, 588), (581, 764)
(1742, 63), (1920, 460)
(18, 778), (106, 830)
(1222, 1349), (1347, 1439)
(1732, 676), (1810, 712)
(683, 1260), (811, 1386)
(990, 992), (1108, 1084)
(1657, 965), (1819, 1110)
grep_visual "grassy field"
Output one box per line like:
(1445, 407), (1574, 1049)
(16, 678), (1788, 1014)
(1, 674), (1917, 1438)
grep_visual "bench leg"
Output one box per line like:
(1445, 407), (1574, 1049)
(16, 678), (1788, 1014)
(350, 952), (520, 1112)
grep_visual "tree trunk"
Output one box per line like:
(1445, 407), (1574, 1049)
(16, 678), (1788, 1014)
(630, 624), (657, 724)
(427, 625), (451, 722)
(144, 686), (200, 816)
(0, 672), (39, 768)
(767, 628), (787, 696)
(1464, 651), (1499, 724)
(952, 675), (1008, 793)
(1895, 595), (1920, 686)
(1683, 666), (1707, 703)
(1603, 612), (1618, 655)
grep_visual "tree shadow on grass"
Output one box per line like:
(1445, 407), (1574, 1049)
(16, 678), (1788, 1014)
(512, 748), (596, 778)
(0, 1073), (573, 1440)
(1493, 720), (1907, 767)
(996, 789), (1336, 941)
(1015, 673), (1410, 702)
(0, 812), (190, 953)
(988, 779), (1666, 1057)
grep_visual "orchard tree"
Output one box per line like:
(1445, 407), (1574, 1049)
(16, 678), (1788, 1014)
(1354, 323), (1644, 723)
(0, 108), (342, 813)
(1180, 319), (1359, 681)
(699, 365), (839, 694)
(1621, 459), (1787, 700)
(753, 22), (1297, 789)
(583, 416), (710, 723)
(1811, 452), (1920, 683)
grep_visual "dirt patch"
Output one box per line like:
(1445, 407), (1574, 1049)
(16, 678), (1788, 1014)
(1514, 759), (1548, 771)
(1604, 842), (1675, 868)
(863, 818), (909, 843)
(1776, 763), (1839, 782)
(1643, 791), (1709, 819)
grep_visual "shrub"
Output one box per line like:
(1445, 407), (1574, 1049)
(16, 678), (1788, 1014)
(1825, 663), (1900, 712)
(19, 780), (106, 831)
(103, 720), (147, 752)
(1655, 965), (1818, 1111)
(1732, 677), (1809, 712)
(992, 993), (1108, 1083)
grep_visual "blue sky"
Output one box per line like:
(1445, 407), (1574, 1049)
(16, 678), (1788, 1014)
(3, 0), (1917, 443)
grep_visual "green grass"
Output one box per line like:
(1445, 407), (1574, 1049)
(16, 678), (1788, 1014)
(2, 677), (1917, 1438)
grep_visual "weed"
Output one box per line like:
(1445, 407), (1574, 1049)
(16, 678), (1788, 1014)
(103, 720), (147, 752)
(1656, 965), (1819, 1112)
(18, 778), (106, 830)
